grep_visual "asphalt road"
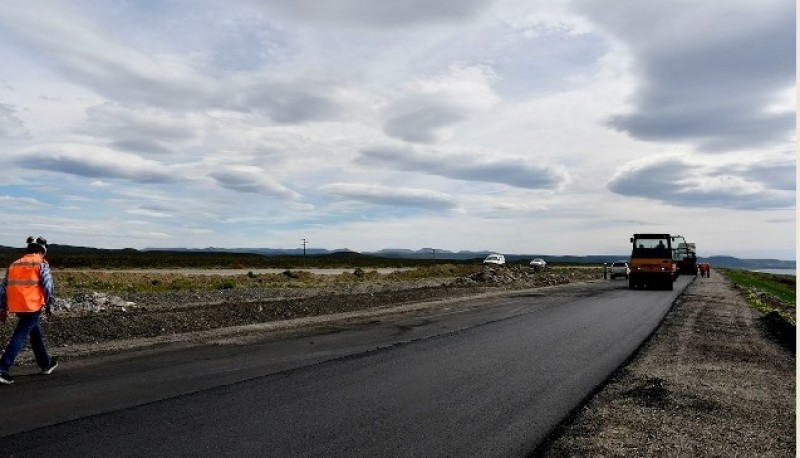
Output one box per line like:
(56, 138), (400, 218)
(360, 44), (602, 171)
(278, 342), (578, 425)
(0, 277), (692, 457)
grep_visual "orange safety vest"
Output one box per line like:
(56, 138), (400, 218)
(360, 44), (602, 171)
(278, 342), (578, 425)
(5, 254), (46, 313)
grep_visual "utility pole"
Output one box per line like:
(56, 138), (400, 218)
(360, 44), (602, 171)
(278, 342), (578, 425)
(301, 238), (307, 257)
(424, 248), (438, 264)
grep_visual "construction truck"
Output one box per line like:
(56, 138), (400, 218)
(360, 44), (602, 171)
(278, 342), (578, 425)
(687, 243), (697, 262)
(678, 241), (698, 277)
(628, 233), (677, 290)
(671, 236), (698, 276)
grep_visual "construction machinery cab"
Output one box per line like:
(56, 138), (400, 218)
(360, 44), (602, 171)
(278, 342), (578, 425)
(630, 235), (672, 258)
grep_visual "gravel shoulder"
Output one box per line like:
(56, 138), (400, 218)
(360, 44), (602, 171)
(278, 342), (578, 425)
(539, 272), (796, 457)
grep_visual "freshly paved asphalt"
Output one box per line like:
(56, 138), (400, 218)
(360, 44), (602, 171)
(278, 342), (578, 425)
(0, 277), (692, 457)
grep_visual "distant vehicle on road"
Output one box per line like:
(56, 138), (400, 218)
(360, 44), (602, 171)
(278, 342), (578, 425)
(609, 261), (630, 279)
(529, 258), (546, 270)
(483, 254), (506, 265)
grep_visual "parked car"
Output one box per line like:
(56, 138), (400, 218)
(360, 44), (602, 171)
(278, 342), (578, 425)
(483, 253), (506, 265)
(610, 261), (630, 279)
(529, 258), (546, 270)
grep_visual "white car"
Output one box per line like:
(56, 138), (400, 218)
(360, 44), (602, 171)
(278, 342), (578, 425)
(610, 261), (630, 279)
(529, 258), (546, 270)
(483, 253), (506, 265)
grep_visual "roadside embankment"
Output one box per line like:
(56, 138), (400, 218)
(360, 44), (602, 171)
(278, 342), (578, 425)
(539, 272), (796, 457)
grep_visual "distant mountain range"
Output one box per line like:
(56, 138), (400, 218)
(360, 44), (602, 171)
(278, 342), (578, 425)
(0, 245), (794, 270)
(141, 247), (796, 269)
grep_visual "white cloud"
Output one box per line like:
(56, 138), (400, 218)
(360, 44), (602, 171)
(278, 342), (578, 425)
(244, 0), (494, 27)
(762, 86), (797, 115)
(381, 65), (499, 143)
(607, 154), (795, 210)
(209, 165), (302, 200)
(125, 208), (173, 219)
(129, 231), (171, 240)
(0, 1), (219, 109)
(0, 0), (793, 259)
(13, 144), (177, 183)
(0, 195), (47, 209)
(358, 145), (569, 191)
(0, 103), (30, 139)
(233, 76), (347, 124)
(573, 0), (795, 152)
(322, 183), (457, 210)
(82, 103), (201, 142)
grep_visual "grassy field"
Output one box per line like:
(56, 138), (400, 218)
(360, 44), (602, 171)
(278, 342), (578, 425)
(721, 269), (796, 324)
(0, 249), (463, 270)
(0, 246), (607, 270)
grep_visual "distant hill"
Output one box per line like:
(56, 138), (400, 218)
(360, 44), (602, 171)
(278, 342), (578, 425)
(0, 245), (794, 270)
(143, 247), (797, 269)
(700, 256), (795, 270)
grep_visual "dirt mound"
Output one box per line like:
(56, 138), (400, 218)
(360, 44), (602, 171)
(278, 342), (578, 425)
(760, 311), (796, 354)
(458, 265), (595, 287)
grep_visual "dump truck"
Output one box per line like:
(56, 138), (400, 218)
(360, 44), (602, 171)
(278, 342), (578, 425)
(678, 239), (698, 277)
(629, 233), (677, 290)
(671, 236), (698, 276)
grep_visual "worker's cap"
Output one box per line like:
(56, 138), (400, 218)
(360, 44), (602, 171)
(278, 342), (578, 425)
(26, 236), (48, 253)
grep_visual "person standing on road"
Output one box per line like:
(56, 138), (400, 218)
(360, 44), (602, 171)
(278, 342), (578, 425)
(0, 236), (58, 384)
(699, 262), (709, 278)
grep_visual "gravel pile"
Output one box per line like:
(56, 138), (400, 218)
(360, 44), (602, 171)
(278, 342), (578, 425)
(457, 265), (598, 287)
(56, 293), (137, 313)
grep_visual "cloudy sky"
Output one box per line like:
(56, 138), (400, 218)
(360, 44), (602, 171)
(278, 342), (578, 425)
(0, 0), (795, 259)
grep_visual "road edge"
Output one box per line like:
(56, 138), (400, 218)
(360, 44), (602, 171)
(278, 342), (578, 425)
(530, 276), (696, 456)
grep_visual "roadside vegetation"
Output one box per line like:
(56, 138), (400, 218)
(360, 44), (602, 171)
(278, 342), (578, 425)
(0, 249), (461, 270)
(1, 246), (605, 271)
(720, 269), (796, 325)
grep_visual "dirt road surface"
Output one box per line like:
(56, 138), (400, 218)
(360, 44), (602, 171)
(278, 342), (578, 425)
(539, 272), (796, 457)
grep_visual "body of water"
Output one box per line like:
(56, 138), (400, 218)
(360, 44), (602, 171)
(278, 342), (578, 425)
(749, 268), (796, 276)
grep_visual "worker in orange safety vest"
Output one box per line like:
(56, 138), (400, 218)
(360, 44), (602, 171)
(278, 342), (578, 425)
(0, 236), (58, 384)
